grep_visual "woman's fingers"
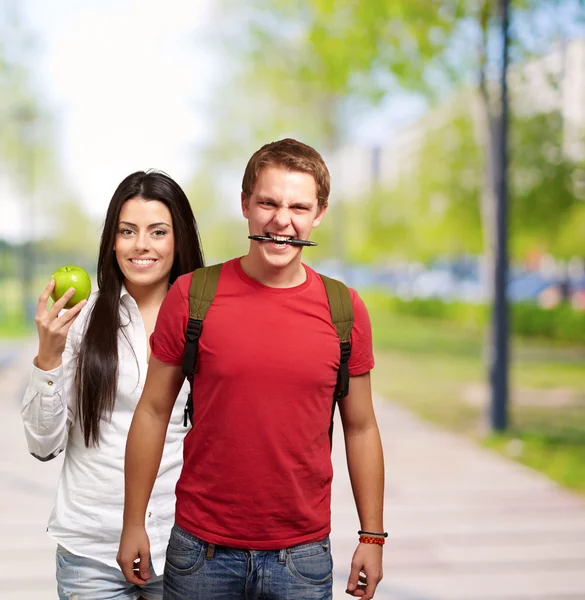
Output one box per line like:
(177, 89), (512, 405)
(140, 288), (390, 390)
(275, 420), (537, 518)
(35, 281), (87, 333)
(55, 298), (87, 331)
(47, 288), (77, 321)
(35, 280), (55, 320)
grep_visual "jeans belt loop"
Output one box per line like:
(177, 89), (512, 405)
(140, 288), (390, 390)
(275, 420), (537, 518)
(206, 543), (215, 560)
(278, 548), (287, 563)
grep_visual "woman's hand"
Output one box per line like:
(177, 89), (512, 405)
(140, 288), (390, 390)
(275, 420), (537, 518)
(34, 279), (88, 371)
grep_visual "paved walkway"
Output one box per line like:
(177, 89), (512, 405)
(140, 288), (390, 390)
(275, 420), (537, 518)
(2, 339), (585, 599)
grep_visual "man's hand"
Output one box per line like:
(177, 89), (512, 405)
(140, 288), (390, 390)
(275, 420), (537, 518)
(117, 524), (152, 585)
(345, 543), (383, 599)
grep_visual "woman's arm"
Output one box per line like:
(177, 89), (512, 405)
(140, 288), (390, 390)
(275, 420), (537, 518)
(20, 281), (87, 460)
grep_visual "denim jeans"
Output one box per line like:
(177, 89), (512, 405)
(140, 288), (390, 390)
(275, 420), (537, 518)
(56, 545), (163, 600)
(163, 524), (333, 600)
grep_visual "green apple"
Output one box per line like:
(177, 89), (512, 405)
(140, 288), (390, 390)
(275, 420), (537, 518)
(51, 265), (92, 309)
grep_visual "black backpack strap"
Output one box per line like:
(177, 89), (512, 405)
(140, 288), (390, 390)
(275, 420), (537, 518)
(319, 274), (354, 447)
(181, 263), (223, 426)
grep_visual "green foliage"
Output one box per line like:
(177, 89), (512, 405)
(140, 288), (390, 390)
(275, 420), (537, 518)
(353, 100), (584, 261)
(0, 25), (56, 188)
(367, 301), (585, 493)
(363, 290), (585, 343)
(0, 308), (32, 338)
(485, 429), (585, 493)
(382, 95), (483, 259)
(193, 0), (585, 265)
(512, 302), (585, 342)
(42, 199), (100, 261)
(200, 219), (250, 264)
(510, 110), (583, 256)
(224, 0), (468, 100)
(557, 200), (585, 257)
(0, 6), (85, 263)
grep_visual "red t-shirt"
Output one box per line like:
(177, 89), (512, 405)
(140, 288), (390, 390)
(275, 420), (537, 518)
(151, 258), (374, 549)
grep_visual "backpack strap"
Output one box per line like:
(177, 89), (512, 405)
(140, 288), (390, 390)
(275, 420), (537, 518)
(181, 263), (223, 426)
(319, 274), (354, 447)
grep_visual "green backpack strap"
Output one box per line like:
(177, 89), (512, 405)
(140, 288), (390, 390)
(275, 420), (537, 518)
(320, 274), (354, 397)
(181, 263), (223, 426)
(320, 274), (354, 448)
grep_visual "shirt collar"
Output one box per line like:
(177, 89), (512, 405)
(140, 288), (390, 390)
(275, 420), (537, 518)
(120, 283), (131, 300)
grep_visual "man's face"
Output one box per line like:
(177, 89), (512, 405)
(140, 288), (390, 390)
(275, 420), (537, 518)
(241, 166), (326, 270)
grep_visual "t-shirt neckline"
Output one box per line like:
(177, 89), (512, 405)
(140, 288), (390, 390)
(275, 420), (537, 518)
(232, 257), (312, 294)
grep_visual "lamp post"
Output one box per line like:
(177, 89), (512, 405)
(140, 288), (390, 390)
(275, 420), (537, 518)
(489, 0), (510, 432)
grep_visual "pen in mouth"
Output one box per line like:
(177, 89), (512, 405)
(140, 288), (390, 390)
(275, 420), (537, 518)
(248, 235), (318, 247)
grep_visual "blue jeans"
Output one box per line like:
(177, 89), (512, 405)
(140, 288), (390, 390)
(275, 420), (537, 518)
(56, 545), (163, 600)
(163, 524), (333, 600)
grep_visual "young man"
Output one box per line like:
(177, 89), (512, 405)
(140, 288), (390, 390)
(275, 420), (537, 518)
(117, 138), (385, 600)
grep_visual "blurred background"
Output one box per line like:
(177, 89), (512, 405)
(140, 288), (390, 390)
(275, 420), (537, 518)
(2, 0), (585, 489)
(2, 0), (585, 597)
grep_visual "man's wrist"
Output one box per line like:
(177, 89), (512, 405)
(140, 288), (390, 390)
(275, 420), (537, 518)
(122, 512), (148, 528)
(359, 523), (384, 533)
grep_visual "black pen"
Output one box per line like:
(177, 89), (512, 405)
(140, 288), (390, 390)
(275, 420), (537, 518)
(248, 235), (318, 247)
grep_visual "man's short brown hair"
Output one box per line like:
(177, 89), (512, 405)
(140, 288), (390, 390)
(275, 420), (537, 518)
(242, 138), (330, 208)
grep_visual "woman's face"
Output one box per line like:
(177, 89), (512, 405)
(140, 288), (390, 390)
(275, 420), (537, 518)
(114, 197), (175, 290)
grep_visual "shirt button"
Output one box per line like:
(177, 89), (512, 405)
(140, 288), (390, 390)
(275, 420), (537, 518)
(148, 511), (152, 518)
(47, 381), (53, 386)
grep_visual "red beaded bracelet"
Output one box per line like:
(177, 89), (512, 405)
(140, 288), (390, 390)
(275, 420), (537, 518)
(359, 535), (385, 546)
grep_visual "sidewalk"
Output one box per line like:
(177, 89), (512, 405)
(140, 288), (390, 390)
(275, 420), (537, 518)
(330, 402), (585, 599)
(2, 339), (585, 599)
(0, 339), (61, 599)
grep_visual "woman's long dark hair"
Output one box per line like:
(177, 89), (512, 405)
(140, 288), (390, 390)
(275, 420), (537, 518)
(76, 170), (204, 447)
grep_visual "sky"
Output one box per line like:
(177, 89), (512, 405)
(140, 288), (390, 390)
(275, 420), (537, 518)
(2, 0), (216, 242)
(2, 0), (429, 244)
(3, 0), (583, 244)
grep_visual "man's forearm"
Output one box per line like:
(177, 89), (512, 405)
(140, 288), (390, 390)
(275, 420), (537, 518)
(123, 403), (169, 527)
(344, 425), (385, 531)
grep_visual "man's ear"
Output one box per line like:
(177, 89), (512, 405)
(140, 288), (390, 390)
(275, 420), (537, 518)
(241, 192), (250, 218)
(312, 203), (328, 228)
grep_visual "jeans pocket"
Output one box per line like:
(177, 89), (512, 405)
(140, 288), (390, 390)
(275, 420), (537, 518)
(165, 526), (206, 575)
(286, 539), (333, 585)
(55, 546), (77, 599)
(56, 545), (75, 568)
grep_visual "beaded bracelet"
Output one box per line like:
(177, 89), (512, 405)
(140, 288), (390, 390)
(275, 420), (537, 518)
(359, 535), (385, 545)
(358, 530), (388, 538)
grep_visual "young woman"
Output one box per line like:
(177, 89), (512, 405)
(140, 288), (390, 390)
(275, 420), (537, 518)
(21, 170), (204, 600)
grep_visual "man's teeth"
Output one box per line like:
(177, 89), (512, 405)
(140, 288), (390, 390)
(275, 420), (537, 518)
(131, 259), (156, 265)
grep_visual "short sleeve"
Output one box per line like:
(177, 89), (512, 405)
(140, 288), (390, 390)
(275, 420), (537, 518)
(348, 289), (375, 377)
(150, 273), (192, 366)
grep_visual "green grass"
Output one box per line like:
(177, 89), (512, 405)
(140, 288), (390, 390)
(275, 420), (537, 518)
(0, 276), (41, 340)
(0, 316), (33, 338)
(485, 432), (585, 492)
(0, 304), (35, 339)
(365, 295), (585, 494)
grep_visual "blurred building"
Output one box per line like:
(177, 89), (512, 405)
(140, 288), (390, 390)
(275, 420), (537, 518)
(329, 38), (585, 200)
(512, 37), (585, 161)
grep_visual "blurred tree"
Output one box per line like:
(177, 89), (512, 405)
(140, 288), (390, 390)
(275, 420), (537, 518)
(43, 196), (100, 260)
(363, 101), (582, 262)
(198, 0), (583, 265)
(0, 3), (55, 189)
(388, 94), (483, 261)
(0, 3), (96, 319)
(194, 0), (468, 265)
(510, 110), (582, 257)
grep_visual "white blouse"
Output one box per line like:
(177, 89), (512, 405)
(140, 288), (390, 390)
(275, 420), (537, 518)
(21, 288), (190, 575)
